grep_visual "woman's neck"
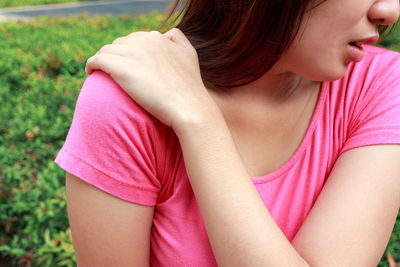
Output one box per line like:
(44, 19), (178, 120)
(209, 72), (318, 107)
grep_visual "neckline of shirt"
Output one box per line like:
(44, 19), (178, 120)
(251, 81), (328, 184)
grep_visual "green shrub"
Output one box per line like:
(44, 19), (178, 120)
(0, 12), (399, 267)
(379, 24), (400, 51)
(0, 0), (86, 8)
(0, 13), (165, 266)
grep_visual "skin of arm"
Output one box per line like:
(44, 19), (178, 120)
(292, 145), (400, 266)
(66, 172), (154, 266)
(176, 112), (400, 266)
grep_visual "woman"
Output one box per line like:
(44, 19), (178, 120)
(55, 0), (400, 266)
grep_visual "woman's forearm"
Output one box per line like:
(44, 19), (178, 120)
(176, 110), (310, 267)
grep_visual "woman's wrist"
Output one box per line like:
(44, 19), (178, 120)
(172, 99), (226, 140)
(173, 113), (225, 141)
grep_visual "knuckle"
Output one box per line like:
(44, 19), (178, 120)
(150, 30), (161, 36)
(86, 56), (95, 66)
(170, 27), (183, 36)
(89, 56), (98, 65)
(112, 38), (120, 44)
(99, 44), (112, 53)
(170, 27), (180, 33)
(149, 30), (163, 41)
(112, 37), (125, 44)
(93, 53), (104, 63)
(127, 32), (136, 37)
(128, 31), (145, 37)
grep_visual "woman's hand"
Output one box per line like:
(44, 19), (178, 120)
(85, 28), (219, 134)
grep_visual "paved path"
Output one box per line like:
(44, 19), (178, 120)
(0, 0), (172, 21)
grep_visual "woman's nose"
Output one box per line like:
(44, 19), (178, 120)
(368, 0), (400, 26)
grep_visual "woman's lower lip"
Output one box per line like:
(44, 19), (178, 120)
(347, 43), (365, 62)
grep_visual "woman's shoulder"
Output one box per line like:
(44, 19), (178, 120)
(78, 70), (161, 128)
(324, 46), (400, 155)
(364, 45), (400, 57)
(72, 70), (179, 164)
(355, 45), (400, 75)
(76, 70), (181, 143)
(337, 46), (400, 93)
(56, 70), (182, 205)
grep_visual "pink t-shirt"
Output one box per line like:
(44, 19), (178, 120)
(55, 45), (400, 266)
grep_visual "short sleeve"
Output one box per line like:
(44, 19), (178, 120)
(341, 52), (400, 152)
(54, 71), (162, 206)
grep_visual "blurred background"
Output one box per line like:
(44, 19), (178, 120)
(0, 1), (399, 266)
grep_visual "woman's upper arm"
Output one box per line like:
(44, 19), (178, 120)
(292, 145), (400, 267)
(66, 172), (154, 267)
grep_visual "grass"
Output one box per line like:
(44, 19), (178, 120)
(0, 0), (87, 8)
(0, 13), (165, 266)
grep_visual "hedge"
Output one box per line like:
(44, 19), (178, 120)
(0, 13), (399, 267)
(0, 0), (86, 8)
(0, 13), (165, 267)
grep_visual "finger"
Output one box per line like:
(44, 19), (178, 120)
(113, 31), (149, 45)
(127, 31), (149, 38)
(163, 28), (192, 48)
(85, 53), (132, 76)
(95, 44), (135, 57)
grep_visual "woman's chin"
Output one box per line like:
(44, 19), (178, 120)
(302, 65), (350, 82)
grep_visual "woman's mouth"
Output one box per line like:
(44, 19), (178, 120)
(346, 35), (379, 63)
(347, 42), (365, 62)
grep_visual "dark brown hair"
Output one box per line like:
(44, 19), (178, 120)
(162, 0), (311, 89)
(162, 0), (397, 90)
